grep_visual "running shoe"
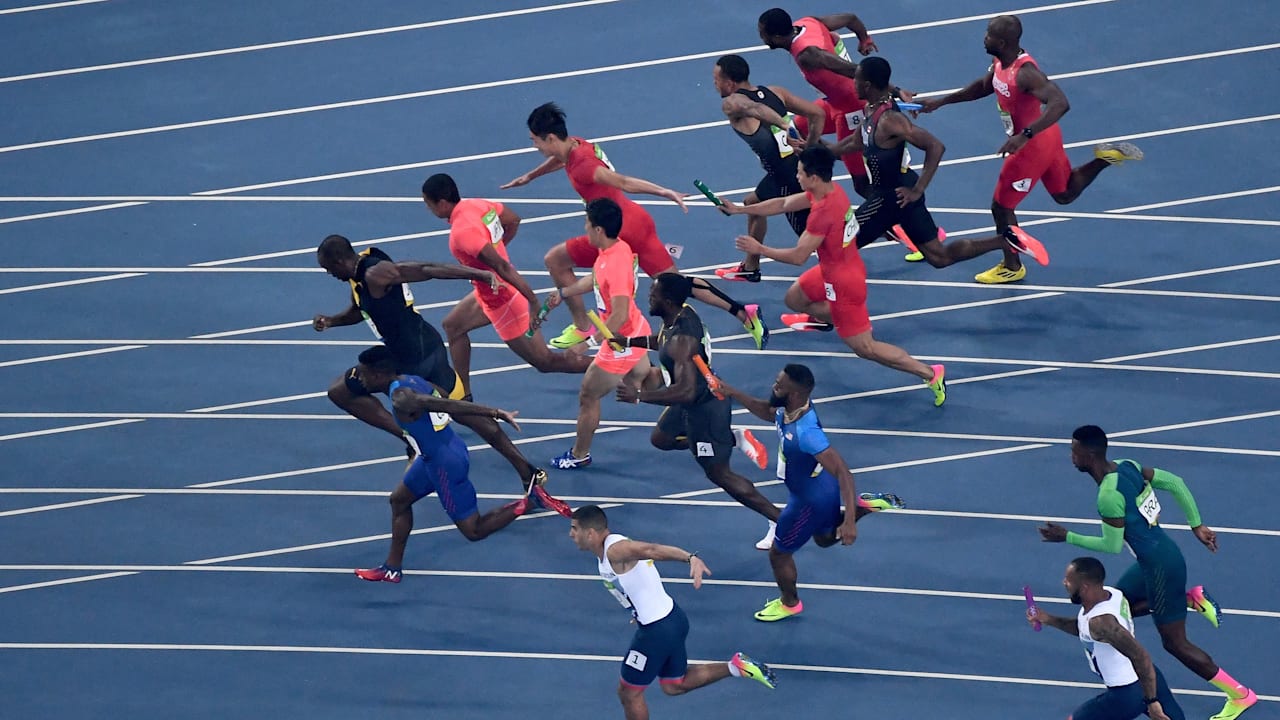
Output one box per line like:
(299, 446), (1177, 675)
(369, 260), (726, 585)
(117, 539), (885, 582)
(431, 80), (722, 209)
(858, 492), (906, 511)
(1211, 690), (1258, 720)
(715, 263), (762, 283)
(354, 564), (402, 584)
(730, 652), (777, 689)
(754, 598), (803, 622)
(550, 323), (591, 349)
(550, 448), (592, 470)
(755, 521), (777, 551)
(733, 428), (768, 470)
(887, 224), (924, 262)
(780, 313), (833, 332)
(530, 485), (573, 518)
(744, 304), (769, 350)
(1187, 585), (1222, 628)
(974, 262), (1026, 284)
(1093, 142), (1144, 166)
(926, 364), (947, 407)
(1004, 226), (1050, 266)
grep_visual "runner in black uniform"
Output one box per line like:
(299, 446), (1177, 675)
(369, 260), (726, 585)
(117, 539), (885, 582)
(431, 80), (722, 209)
(613, 273), (780, 526)
(825, 56), (1031, 268)
(315, 235), (548, 488)
(713, 54), (827, 283)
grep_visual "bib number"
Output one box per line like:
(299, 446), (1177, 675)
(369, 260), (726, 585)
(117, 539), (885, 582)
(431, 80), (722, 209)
(482, 208), (503, 244)
(770, 113), (796, 157)
(844, 110), (862, 133)
(841, 206), (859, 248)
(901, 145), (912, 173)
(1000, 110), (1014, 137)
(823, 282), (837, 301)
(1136, 484), (1162, 526)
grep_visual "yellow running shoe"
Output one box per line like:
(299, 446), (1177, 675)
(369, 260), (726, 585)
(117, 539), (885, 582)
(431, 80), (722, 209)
(975, 262), (1026, 284)
(1211, 690), (1257, 720)
(550, 323), (590, 349)
(1094, 142), (1144, 166)
(754, 598), (803, 622)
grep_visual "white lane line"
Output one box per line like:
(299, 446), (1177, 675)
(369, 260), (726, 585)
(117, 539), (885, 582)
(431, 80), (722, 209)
(1097, 334), (1280, 363)
(0, 0), (105, 15)
(1100, 259), (1280, 288)
(0, 202), (146, 224)
(0, 420), (144, 442)
(0, 273), (145, 295)
(1109, 185), (1280, 213)
(0, 495), (143, 518)
(0, 641), (1273, 700)
(1, 564), (1276, 617)
(0, 1), (624, 83)
(0, 573), (137, 595)
(0, 346), (146, 369)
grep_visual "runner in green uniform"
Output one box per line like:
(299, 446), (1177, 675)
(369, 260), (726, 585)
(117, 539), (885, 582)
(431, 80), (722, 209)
(1039, 425), (1257, 720)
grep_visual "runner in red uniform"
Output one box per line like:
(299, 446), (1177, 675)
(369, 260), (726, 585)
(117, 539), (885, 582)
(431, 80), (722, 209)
(503, 103), (768, 351)
(722, 146), (947, 407)
(917, 15), (1142, 283)
(422, 173), (591, 397)
(757, 8), (883, 198)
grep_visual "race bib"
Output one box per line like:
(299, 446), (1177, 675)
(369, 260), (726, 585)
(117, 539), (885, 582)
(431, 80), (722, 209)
(1000, 110), (1014, 136)
(482, 208), (503, 244)
(824, 282), (837, 301)
(1136, 484), (1162, 526)
(428, 389), (451, 431)
(901, 145), (912, 173)
(771, 112), (797, 157)
(594, 143), (616, 171)
(841, 206), (859, 248)
(833, 36), (852, 62)
(844, 110), (862, 132)
(603, 579), (633, 609)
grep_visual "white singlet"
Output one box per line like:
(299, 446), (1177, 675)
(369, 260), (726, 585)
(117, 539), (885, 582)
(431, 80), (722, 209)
(1077, 586), (1140, 687)
(598, 534), (675, 626)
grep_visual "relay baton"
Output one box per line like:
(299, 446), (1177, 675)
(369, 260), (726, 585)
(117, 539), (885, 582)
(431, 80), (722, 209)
(895, 101), (923, 111)
(524, 299), (553, 337)
(1023, 585), (1042, 631)
(586, 310), (614, 340)
(691, 355), (725, 399)
(693, 180), (731, 215)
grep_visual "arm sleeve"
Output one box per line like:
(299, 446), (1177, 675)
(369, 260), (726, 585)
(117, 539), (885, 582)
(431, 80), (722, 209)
(1149, 468), (1203, 527)
(1066, 522), (1125, 554)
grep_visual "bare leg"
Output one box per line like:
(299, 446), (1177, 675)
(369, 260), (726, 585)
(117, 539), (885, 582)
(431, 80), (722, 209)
(545, 243), (591, 331)
(768, 546), (800, 607)
(659, 664), (732, 695)
(440, 293), (491, 398)
(843, 329), (934, 381)
(383, 483), (417, 568)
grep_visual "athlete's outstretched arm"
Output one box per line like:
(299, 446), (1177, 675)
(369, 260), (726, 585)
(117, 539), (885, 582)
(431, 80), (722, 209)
(391, 386), (519, 428)
(770, 85), (829, 147)
(605, 539), (710, 587)
(816, 13), (875, 53)
(720, 192), (810, 218)
(1091, 615), (1170, 720)
(825, 130), (866, 158)
(1029, 607), (1076, 634)
(716, 381), (775, 422)
(592, 166), (687, 211)
(1143, 465), (1215, 551)
(736, 227), (824, 266)
(313, 302), (364, 331)
(918, 72), (995, 112)
(501, 156), (566, 188)
(366, 261), (497, 294)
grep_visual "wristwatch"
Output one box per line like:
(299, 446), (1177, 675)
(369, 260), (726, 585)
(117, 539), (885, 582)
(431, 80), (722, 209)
(1144, 697), (1160, 705)
(1021, 127), (1035, 139)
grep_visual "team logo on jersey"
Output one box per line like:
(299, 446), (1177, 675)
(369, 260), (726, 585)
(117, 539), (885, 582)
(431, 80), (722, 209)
(992, 74), (1011, 98)
(1012, 178), (1032, 192)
